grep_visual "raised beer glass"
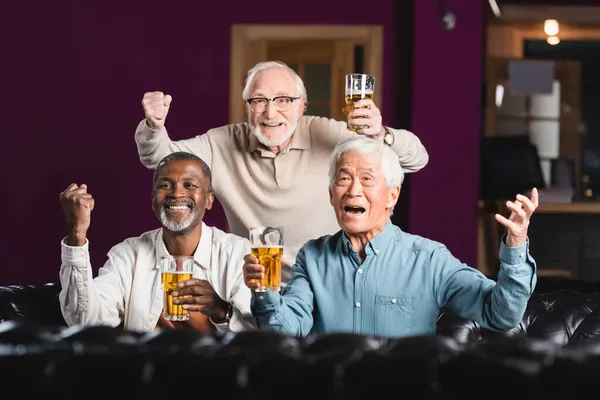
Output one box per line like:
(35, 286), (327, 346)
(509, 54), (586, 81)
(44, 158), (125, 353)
(345, 73), (375, 131)
(249, 226), (284, 292)
(161, 255), (194, 321)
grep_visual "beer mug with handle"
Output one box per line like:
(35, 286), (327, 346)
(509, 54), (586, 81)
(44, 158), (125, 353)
(345, 73), (375, 132)
(161, 255), (194, 321)
(249, 226), (284, 292)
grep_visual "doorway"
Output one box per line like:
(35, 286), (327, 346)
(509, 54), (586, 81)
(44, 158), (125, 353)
(229, 24), (384, 124)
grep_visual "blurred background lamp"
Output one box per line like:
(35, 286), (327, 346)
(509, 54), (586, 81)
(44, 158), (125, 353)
(544, 19), (560, 36)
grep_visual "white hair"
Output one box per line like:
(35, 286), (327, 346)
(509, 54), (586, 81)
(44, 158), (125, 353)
(328, 135), (405, 189)
(242, 61), (307, 111)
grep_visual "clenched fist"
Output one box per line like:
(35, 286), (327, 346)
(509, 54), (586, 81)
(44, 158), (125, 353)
(142, 91), (172, 130)
(59, 183), (95, 246)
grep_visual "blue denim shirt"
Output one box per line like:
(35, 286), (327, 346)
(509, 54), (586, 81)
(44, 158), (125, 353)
(252, 220), (536, 338)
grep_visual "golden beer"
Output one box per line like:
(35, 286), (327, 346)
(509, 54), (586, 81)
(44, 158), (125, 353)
(251, 246), (283, 292)
(345, 92), (374, 131)
(161, 271), (192, 321)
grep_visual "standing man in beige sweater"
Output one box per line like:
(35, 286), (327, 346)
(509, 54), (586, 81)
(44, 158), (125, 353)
(134, 61), (429, 283)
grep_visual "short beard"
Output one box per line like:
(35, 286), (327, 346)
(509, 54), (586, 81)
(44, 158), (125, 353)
(159, 206), (197, 233)
(251, 119), (297, 147)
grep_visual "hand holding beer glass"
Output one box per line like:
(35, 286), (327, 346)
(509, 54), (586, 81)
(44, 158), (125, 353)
(161, 255), (194, 321)
(249, 226), (284, 292)
(345, 73), (375, 132)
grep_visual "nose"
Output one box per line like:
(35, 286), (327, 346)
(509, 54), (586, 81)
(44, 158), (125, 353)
(265, 100), (279, 119)
(346, 178), (363, 197)
(171, 183), (186, 197)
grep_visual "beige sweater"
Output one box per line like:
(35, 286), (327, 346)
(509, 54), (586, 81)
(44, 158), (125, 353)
(135, 116), (429, 282)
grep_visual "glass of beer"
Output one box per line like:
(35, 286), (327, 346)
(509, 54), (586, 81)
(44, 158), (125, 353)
(345, 73), (375, 131)
(249, 226), (284, 292)
(161, 255), (194, 321)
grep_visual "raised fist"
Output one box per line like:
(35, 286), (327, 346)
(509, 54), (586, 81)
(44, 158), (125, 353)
(142, 91), (172, 130)
(59, 183), (95, 246)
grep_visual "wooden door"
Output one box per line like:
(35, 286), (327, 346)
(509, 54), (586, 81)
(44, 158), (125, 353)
(229, 24), (383, 124)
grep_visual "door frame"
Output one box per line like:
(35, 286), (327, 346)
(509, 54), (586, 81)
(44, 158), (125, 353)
(229, 24), (384, 124)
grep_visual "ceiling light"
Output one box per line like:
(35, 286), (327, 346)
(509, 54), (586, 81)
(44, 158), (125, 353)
(544, 19), (560, 36)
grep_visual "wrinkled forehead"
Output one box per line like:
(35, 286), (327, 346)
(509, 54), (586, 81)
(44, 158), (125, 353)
(250, 68), (297, 97)
(155, 160), (206, 182)
(336, 151), (382, 170)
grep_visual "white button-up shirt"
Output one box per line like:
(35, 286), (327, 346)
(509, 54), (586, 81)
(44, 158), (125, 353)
(59, 222), (256, 333)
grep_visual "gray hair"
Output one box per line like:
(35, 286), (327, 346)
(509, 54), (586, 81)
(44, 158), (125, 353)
(328, 135), (405, 190)
(153, 151), (213, 194)
(242, 61), (308, 111)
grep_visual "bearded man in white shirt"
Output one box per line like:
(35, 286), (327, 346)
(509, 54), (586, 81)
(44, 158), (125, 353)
(58, 151), (255, 333)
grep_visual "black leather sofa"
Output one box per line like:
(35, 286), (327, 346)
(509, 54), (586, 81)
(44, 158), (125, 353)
(2, 280), (600, 399)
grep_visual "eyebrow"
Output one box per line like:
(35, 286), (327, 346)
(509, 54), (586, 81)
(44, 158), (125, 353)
(157, 175), (200, 182)
(251, 92), (294, 98)
(337, 167), (376, 174)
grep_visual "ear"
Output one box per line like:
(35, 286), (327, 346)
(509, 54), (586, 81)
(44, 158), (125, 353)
(151, 192), (158, 213)
(297, 99), (306, 119)
(386, 186), (401, 211)
(206, 192), (215, 211)
(244, 98), (254, 113)
(329, 187), (334, 207)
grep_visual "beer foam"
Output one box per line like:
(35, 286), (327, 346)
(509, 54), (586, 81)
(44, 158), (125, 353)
(346, 89), (374, 95)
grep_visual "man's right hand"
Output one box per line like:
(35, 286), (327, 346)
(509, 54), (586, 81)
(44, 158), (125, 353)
(142, 91), (172, 130)
(59, 183), (95, 247)
(242, 254), (265, 290)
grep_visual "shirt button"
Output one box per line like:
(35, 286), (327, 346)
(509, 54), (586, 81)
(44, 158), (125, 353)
(80, 253), (88, 260)
(258, 296), (264, 301)
(391, 298), (397, 304)
(375, 249), (380, 255)
(520, 252), (525, 258)
(355, 302), (361, 308)
(357, 268), (363, 274)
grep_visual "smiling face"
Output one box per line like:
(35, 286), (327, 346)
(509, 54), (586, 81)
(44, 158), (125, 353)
(329, 150), (400, 240)
(246, 67), (304, 148)
(152, 159), (214, 235)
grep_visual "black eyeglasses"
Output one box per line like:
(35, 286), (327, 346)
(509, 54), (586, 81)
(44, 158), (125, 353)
(246, 96), (300, 112)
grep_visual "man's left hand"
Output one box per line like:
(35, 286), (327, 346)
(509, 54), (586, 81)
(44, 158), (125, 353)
(495, 188), (539, 248)
(172, 279), (228, 320)
(344, 99), (384, 139)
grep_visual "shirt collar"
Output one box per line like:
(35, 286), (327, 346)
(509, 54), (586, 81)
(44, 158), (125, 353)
(341, 219), (395, 255)
(154, 222), (212, 270)
(246, 117), (311, 154)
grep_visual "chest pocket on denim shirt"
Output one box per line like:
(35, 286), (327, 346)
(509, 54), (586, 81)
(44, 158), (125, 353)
(374, 295), (415, 336)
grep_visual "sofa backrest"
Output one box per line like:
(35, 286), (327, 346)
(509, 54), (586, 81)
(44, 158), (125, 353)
(437, 290), (600, 345)
(1, 321), (599, 399)
(2, 281), (600, 346)
(0, 283), (65, 327)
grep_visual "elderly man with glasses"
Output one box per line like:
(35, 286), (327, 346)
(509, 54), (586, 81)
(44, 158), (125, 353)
(134, 61), (429, 284)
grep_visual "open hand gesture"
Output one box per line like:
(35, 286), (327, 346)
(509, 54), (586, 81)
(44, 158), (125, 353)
(495, 188), (539, 247)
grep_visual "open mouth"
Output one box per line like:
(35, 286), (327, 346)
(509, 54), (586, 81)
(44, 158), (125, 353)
(165, 203), (192, 212)
(261, 121), (284, 127)
(343, 205), (366, 215)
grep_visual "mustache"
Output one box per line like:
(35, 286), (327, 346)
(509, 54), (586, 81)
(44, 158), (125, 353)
(258, 116), (286, 125)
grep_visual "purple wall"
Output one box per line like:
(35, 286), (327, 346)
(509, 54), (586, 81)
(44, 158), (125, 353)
(2, 0), (482, 285)
(410, 1), (484, 268)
